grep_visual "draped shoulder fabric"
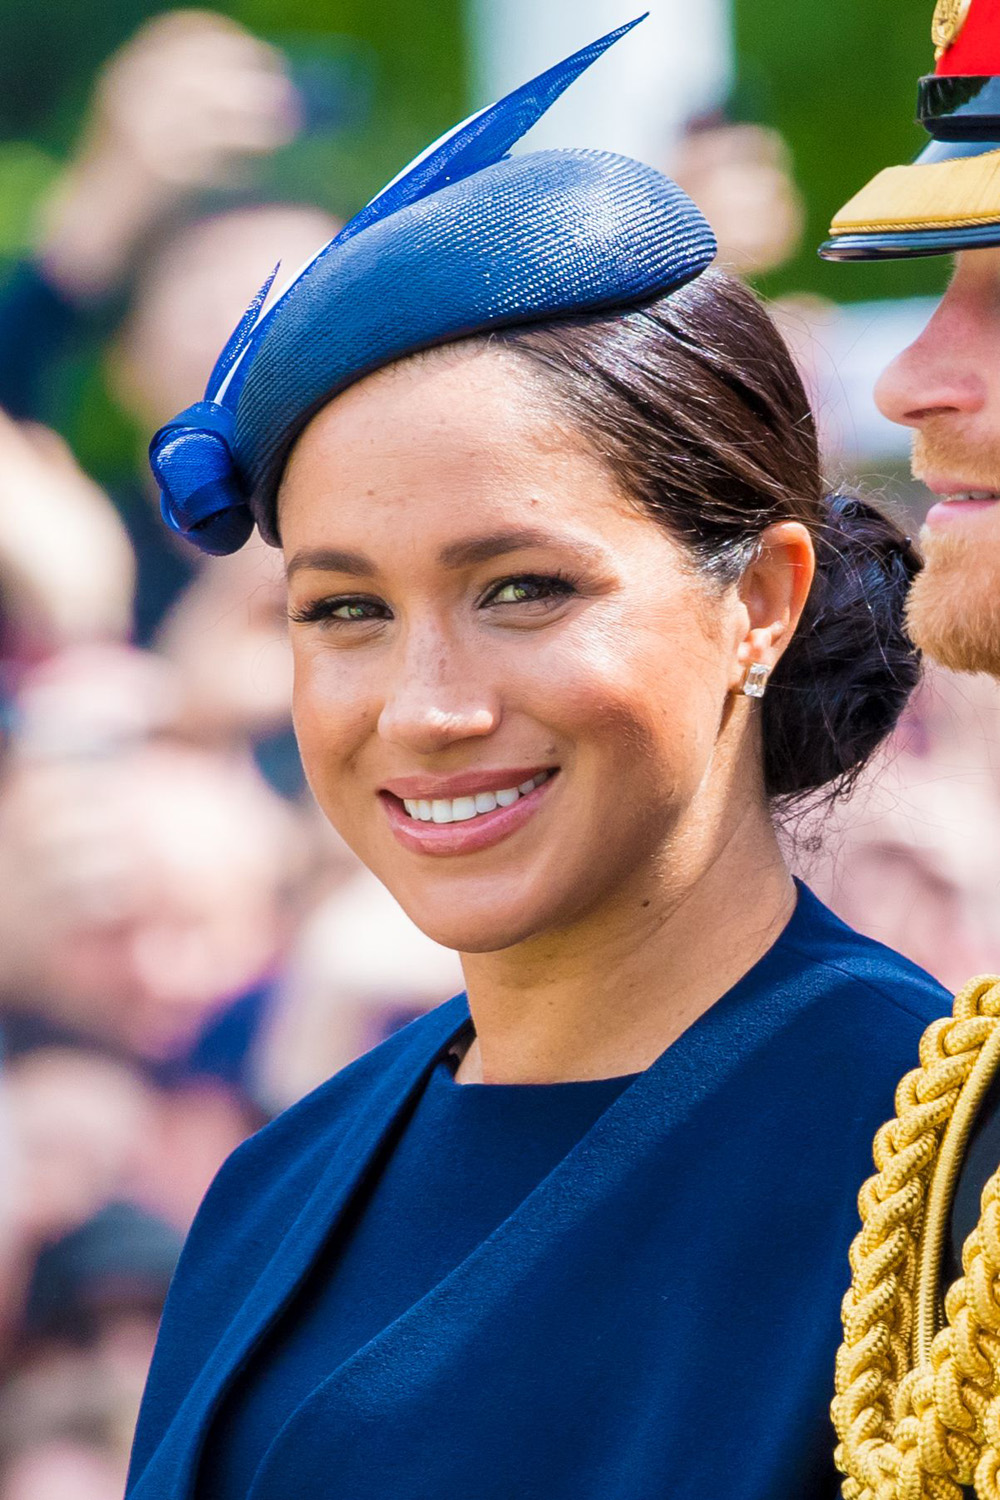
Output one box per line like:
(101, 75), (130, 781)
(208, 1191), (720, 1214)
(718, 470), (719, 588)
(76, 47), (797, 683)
(126, 885), (948, 1500)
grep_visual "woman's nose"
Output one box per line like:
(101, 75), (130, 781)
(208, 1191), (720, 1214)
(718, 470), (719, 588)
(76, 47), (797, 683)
(874, 288), (987, 430)
(376, 636), (499, 754)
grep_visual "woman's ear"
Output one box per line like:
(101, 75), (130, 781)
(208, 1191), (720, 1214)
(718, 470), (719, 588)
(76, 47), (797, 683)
(730, 521), (815, 690)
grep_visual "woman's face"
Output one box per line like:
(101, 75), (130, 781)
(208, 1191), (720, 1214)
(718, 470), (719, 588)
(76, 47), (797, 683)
(280, 347), (756, 953)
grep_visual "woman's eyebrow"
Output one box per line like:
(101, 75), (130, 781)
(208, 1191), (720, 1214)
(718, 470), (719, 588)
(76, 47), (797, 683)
(438, 527), (592, 569)
(287, 529), (604, 580)
(286, 546), (373, 580)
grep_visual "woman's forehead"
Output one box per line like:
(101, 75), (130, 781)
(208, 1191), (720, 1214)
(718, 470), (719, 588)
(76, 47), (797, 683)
(278, 348), (634, 541)
(290, 342), (554, 460)
(280, 461), (638, 559)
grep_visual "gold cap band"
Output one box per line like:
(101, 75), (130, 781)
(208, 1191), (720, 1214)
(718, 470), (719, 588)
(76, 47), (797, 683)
(829, 146), (1000, 236)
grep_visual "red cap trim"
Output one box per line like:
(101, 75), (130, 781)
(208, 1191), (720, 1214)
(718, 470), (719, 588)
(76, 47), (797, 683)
(937, 0), (1000, 77)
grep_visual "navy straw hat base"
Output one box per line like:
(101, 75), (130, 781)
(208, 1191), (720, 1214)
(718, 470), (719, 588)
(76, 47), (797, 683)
(239, 147), (715, 537)
(149, 16), (717, 556)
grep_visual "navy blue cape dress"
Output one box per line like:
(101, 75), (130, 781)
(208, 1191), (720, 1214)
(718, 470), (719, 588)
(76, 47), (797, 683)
(126, 884), (947, 1500)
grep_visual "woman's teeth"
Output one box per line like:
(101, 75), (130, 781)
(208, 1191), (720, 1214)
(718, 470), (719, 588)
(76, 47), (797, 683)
(402, 772), (551, 824)
(942, 491), (1000, 502)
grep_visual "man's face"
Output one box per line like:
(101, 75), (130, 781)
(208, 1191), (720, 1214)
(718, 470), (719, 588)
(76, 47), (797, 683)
(875, 247), (1000, 674)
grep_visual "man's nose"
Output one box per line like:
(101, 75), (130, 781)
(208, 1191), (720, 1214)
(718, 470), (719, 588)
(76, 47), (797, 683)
(874, 293), (987, 430)
(376, 632), (500, 755)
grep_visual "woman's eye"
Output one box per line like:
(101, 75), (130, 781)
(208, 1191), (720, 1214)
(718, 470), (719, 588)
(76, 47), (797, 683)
(333, 599), (384, 621)
(485, 574), (577, 607)
(288, 596), (389, 625)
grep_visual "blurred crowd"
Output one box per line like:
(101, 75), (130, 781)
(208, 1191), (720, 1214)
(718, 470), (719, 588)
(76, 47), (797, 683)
(0, 12), (997, 1499)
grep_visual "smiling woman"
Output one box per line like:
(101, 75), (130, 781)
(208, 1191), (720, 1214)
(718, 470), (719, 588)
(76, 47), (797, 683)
(129, 23), (950, 1500)
(276, 280), (923, 973)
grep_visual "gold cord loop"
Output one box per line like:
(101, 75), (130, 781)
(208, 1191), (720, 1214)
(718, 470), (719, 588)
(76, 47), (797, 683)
(833, 975), (1000, 1499)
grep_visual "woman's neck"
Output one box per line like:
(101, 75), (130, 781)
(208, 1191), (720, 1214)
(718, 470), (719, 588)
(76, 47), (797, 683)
(454, 801), (795, 1085)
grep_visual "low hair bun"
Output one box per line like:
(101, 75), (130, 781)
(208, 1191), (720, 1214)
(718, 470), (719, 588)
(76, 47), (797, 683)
(763, 494), (921, 801)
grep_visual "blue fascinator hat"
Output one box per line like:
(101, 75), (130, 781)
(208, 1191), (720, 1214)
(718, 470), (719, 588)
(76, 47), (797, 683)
(149, 15), (717, 556)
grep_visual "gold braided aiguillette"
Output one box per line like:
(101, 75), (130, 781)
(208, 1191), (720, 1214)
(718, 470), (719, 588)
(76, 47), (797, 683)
(833, 974), (1000, 1499)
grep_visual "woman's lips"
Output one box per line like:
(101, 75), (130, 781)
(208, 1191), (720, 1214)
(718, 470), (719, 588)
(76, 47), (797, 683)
(380, 770), (558, 857)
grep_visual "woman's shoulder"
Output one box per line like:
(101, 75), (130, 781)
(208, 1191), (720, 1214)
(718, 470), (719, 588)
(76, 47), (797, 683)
(175, 995), (468, 1280)
(746, 886), (952, 1153)
(231, 993), (468, 1179)
(128, 993), (470, 1481)
(784, 882), (951, 1033)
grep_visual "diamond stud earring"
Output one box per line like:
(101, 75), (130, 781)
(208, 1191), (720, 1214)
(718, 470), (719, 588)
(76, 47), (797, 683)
(739, 663), (771, 699)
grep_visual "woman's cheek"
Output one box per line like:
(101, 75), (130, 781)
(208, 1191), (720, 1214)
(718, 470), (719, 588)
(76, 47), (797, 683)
(535, 608), (712, 738)
(291, 647), (375, 796)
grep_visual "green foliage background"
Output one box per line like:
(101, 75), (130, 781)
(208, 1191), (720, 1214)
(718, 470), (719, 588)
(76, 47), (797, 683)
(0, 1), (466, 473)
(0, 0), (950, 299)
(0, 0), (466, 258)
(734, 0), (949, 302)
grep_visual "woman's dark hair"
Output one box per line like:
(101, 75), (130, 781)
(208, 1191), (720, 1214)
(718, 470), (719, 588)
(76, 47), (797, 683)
(490, 269), (920, 802)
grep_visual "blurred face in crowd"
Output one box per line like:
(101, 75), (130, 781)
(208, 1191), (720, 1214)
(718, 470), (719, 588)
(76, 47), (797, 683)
(6, 1050), (154, 1245)
(875, 247), (1000, 674)
(281, 345), (807, 956)
(156, 536), (293, 743)
(671, 122), (804, 279)
(110, 205), (339, 432)
(47, 753), (291, 1056)
(2, 745), (297, 1060)
(0, 1441), (124, 1500)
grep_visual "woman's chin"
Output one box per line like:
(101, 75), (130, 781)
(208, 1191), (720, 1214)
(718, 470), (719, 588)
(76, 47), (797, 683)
(404, 908), (545, 956)
(387, 884), (562, 956)
(374, 846), (630, 957)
